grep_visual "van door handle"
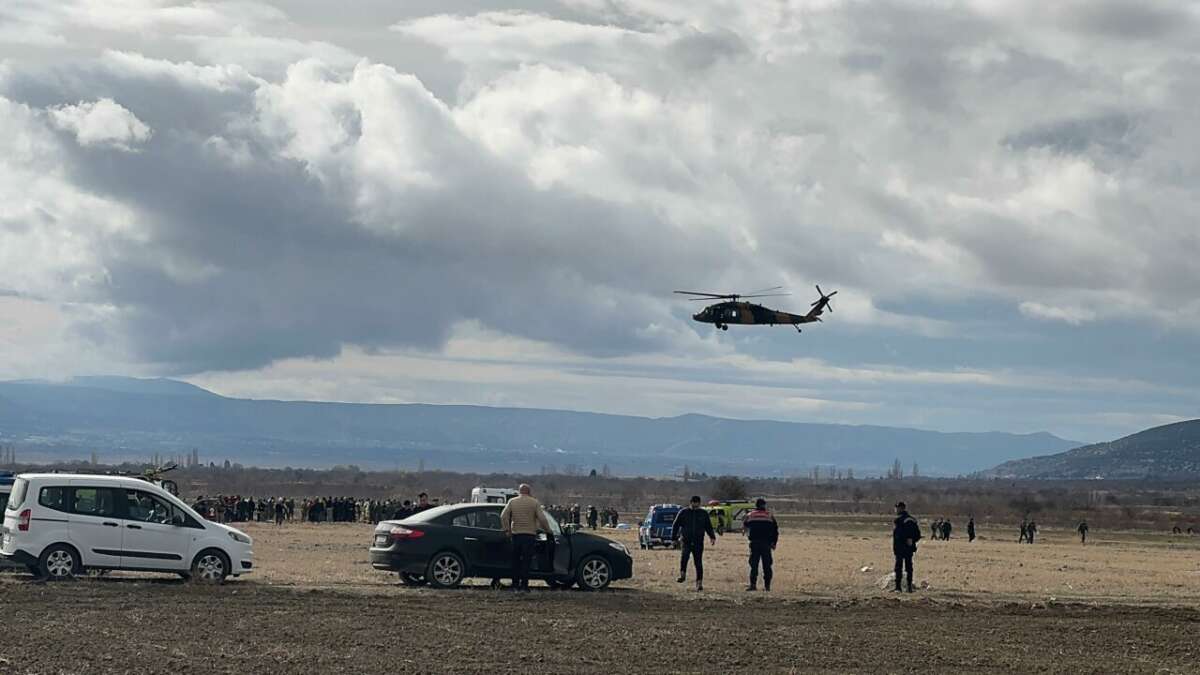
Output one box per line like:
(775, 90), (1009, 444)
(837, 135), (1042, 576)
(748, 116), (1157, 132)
(126, 524), (142, 530)
(103, 522), (119, 527)
(463, 537), (478, 541)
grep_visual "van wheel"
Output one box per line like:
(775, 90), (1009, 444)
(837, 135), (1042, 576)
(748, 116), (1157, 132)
(191, 549), (230, 584)
(40, 544), (81, 580)
(575, 555), (612, 591)
(426, 551), (465, 588)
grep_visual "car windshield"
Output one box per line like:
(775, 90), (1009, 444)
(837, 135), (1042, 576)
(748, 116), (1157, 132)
(653, 510), (678, 524)
(402, 503), (460, 523)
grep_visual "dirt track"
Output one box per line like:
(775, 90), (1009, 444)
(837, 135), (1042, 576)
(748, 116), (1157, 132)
(3, 519), (1200, 673)
(2, 577), (1199, 674)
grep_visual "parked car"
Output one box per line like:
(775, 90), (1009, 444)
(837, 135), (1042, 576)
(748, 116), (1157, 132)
(0, 473), (253, 582)
(469, 486), (518, 504)
(706, 500), (755, 534)
(0, 472), (15, 570)
(638, 504), (681, 549)
(369, 502), (633, 590)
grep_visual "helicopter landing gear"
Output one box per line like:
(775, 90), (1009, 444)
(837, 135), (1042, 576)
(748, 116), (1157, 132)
(793, 324), (802, 333)
(717, 323), (728, 331)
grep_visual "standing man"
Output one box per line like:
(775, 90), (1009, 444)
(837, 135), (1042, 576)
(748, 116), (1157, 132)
(500, 483), (550, 593)
(672, 495), (717, 592)
(587, 505), (598, 530)
(1027, 519), (1038, 544)
(413, 493), (432, 513)
(892, 501), (922, 593)
(1019, 520), (1028, 543)
(1077, 521), (1089, 544)
(743, 498), (778, 591)
(967, 516), (976, 542)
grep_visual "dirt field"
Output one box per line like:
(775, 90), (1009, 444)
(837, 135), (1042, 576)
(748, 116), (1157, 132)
(3, 517), (1200, 673)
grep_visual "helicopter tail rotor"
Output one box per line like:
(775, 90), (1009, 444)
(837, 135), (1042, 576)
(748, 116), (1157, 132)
(812, 285), (837, 313)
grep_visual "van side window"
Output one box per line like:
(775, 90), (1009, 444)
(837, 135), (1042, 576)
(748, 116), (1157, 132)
(123, 490), (174, 525)
(72, 487), (119, 517)
(38, 486), (70, 513)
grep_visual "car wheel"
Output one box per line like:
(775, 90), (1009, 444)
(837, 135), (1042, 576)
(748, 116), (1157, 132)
(575, 555), (612, 591)
(399, 572), (427, 586)
(39, 544), (81, 580)
(191, 549), (230, 584)
(425, 551), (465, 588)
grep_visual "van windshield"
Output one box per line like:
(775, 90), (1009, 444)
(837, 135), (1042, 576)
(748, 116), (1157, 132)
(5, 478), (26, 511)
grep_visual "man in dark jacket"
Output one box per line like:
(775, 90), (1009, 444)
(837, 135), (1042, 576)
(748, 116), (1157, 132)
(672, 495), (717, 591)
(743, 498), (779, 591)
(892, 501), (921, 593)
(967, 517), (976, 542)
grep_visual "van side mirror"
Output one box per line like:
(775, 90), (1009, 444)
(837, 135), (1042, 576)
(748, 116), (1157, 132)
(171, 514), (185, 526)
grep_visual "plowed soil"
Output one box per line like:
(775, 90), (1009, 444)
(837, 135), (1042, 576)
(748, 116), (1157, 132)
(2, 518), (1199, 674)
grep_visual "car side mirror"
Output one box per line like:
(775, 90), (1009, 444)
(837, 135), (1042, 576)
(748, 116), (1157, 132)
(171, 514), (185, 526)
(563, 523), (578, 535)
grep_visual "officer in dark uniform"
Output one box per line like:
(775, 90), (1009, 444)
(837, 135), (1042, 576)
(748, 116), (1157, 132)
(892, 501), (921, 593)
(672, 495), (717, 591)
(743, 498), (778, 591)
(967, 516), (976, 542)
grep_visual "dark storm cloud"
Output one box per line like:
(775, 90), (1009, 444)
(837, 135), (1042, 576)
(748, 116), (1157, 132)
(1004, 114), (1139, 158)
(10, 61), (729, 373)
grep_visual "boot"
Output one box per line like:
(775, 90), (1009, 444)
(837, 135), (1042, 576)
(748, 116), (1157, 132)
(676, 574), (686, 583)
(696, 580), (703, 592)
(764, 578), (771, 592)
(906, 583), (915, 593)
(745, 581), (757, 591)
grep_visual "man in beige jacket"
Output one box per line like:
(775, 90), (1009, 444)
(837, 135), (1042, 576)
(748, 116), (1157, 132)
(501, 483), (551, 592)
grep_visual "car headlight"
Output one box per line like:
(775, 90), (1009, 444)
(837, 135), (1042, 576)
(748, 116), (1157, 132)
(608, 542), (629, 556)
(228, 530), (252, 545)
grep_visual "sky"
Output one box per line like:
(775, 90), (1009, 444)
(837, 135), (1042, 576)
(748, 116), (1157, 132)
(1, 0), (1198, 443)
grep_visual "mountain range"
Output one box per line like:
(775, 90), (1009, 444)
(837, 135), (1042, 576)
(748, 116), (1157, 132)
(982, 419), (1200, 479)
(0, 377), (1079, 476)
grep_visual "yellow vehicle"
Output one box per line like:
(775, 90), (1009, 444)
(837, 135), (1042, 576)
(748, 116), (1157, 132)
(706, 500), (756, 534)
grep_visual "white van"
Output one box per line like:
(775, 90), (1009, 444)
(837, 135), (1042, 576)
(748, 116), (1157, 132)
(0, 473), (253, 582)
(469, 486), (519, 504)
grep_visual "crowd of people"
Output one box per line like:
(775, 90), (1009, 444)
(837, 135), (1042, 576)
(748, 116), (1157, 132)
(543, 504), (621, 529)
(191, 492), (443, 525)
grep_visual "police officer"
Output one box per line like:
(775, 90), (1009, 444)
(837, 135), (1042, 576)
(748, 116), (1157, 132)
(967, 516), (976, 542)
(672, 495), (717, 591)
(743, 498), (778, 591)
(1078, 520), (1089, 544)
(892, 501), (921, 593)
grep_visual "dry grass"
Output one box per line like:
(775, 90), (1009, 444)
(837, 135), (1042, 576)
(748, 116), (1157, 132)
(236, 514), (1200, 606)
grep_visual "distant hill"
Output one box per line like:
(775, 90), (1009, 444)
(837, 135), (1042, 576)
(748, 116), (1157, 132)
(982, 419), (1200, 479)
(0, 377), (1078, 476)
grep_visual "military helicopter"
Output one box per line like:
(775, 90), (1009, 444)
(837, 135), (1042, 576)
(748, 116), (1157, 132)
(675, 285), (837, 332)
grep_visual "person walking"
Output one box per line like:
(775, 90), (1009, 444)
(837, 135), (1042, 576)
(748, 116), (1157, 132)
(1077, 521), (1088, 544)
(967, 517), (976, 542)
(672, 495), (717, 591)
(1019, 520), (1028, 543)
(941, 519), (952, 541)
(743, 498), (778, 592)
(500, 483), (550, 593)
(892, 501), (922, 593)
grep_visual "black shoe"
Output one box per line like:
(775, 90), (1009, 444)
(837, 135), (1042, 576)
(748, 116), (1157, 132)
(892, 586), (903, 593)
(764, 582), (771, 592)
(907, 585), (915, 593)
(676, 575), (685, 583)
(696, 581), (703, 592)
(745, 584), (757, 592)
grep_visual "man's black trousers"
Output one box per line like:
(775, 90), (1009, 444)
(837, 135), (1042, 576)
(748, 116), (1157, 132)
(894, 551), (913, 589)
(679, 540), (705, 581)
(749, 541), (773, 586)
(511, 534), (536, 589)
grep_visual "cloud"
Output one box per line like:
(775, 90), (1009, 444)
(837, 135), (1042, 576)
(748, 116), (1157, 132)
(48, 98), (152, 150)
(0, 0), (1199, 442)
(1019, 301), (1097, 325)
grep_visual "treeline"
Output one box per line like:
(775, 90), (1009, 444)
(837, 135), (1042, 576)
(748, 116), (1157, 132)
(10, 461), (1200, 531)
